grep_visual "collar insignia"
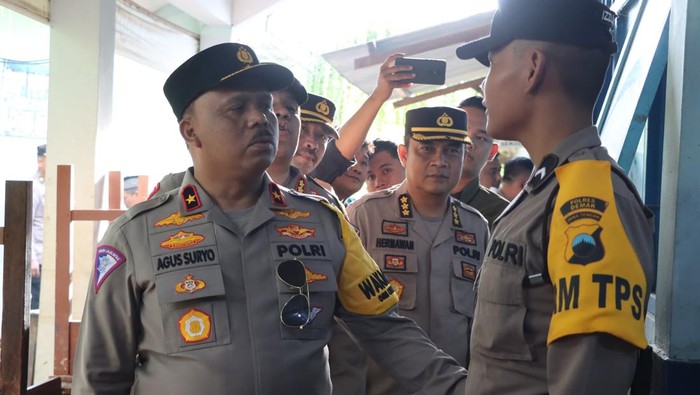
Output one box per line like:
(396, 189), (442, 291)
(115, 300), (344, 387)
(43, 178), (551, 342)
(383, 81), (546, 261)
(296, 176), (306, 192)
(181, 184), (202, 212)
(270, 183), (286, 206)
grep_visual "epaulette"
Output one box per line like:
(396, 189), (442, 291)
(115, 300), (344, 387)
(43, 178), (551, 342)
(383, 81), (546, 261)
(113, 193), (171, 226)
(354, 187), (395, 205)
(451, 197), (486, 218)
(286, 187), (331, 204)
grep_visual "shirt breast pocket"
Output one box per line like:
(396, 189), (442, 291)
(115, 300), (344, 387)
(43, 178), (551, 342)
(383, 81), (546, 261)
(471, 260), (534, 361)
(279, 261), (338, 340)
(155, 265), (231, 354)
(450, 257), (478, 317)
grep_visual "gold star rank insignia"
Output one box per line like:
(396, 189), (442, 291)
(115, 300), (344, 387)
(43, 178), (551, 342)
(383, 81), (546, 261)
(296, 177), (306, 192)
(451, 202), (462, 228)
(181, 185), (202, 211)
(269, 183), (286, 206)
(398, 194), (413, 218)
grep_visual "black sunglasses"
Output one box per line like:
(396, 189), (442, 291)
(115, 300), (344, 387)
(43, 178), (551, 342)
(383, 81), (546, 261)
(276, 259), (310, 328)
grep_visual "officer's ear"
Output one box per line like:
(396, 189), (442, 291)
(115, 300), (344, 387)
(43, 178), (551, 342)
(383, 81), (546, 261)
(397, 143), (408, 168)
(179, 109), (201, 148)
(524, 46), (547, 95)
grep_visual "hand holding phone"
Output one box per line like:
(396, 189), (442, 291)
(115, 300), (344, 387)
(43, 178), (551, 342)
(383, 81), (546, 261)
(394, 57), (447, 86)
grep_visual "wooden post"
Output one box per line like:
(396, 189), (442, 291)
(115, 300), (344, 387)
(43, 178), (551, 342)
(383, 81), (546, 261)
(1, 181), (33, 395)
(108, 171), (121, 210)
(54, 166), (72, 376)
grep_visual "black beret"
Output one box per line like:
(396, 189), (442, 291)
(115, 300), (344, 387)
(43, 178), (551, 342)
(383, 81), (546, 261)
(163, 43), (294, 120)
(456, 0), (617, 65)
(300, 93), (339, 139)
(405, 107), (471, 144)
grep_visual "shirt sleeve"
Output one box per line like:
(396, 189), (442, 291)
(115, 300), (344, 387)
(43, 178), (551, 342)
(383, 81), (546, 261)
(72, 225), (139, 395)
(547, 333), (638, 395)
(309, 140), (355, 183)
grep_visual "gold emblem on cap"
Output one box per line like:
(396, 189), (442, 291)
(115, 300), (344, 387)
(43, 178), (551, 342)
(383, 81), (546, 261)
(437, 113), (454, 128)
(316, 100), (331, 116)
(237, 47), (254, 64)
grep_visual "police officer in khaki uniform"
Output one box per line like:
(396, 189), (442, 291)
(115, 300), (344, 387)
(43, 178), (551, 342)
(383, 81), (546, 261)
(330, 107), (489, 394)
(455, 0), (655, 393)
(73, 43), (468, 395)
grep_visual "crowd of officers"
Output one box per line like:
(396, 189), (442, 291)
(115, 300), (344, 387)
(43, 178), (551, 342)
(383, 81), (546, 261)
(73, 0), (655, 394)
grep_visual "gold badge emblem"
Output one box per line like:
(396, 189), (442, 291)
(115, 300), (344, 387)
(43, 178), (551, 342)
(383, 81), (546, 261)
(436, 113), (454, 127)
(160, 231), (205, 249)
(389, 279), (404, 299)
(275, 224), (316, 240)
(237, 47), (254, 64)
(316, 100), (331, 116)
(178, 309), (211, 343)
(305, 267), (328, 283)
(175, 274), (206, 294)
(272, 209), (311, 219)
(155, 212), (205, 227)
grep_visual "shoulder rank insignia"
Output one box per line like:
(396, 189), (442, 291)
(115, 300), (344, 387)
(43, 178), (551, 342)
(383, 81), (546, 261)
(398, 194), (413, 218)
(270, 182), (287, 206)
(155, 212), (205, 227)
(94, 245), (126, 293)
(179, 308), (211, 343)
(175, 274), (207, 294)
(181, 184), (202, 212)
(451, 202), (462, 228)
(272, 208), (311, 219)
(528, 154), (559, 192)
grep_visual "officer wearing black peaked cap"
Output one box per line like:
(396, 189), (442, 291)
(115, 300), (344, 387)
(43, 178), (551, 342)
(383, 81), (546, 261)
(73, 42), (468, 394)
(455, 1), (654, 394)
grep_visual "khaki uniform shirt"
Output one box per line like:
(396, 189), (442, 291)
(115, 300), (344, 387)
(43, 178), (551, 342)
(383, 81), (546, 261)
(466, 127), (655, 394)
(330, 182), (489, 395)
(73, 169), (467, 395)
(453, 177), (509, 227)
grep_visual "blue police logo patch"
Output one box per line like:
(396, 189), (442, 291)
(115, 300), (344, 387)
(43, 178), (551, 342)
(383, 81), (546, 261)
(94, 245), (126, 293)
(565, 224), (604, 265)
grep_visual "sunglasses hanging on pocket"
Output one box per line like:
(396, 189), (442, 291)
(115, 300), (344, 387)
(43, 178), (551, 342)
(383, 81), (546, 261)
(277, 259), (311, 328)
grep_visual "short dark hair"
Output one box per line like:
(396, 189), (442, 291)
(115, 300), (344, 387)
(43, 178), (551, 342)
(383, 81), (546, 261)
(458, 96), (486, 112)
(369, 139), (399, 160)
(503, 157), (534, 182)
(543, 43), (611, 108)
